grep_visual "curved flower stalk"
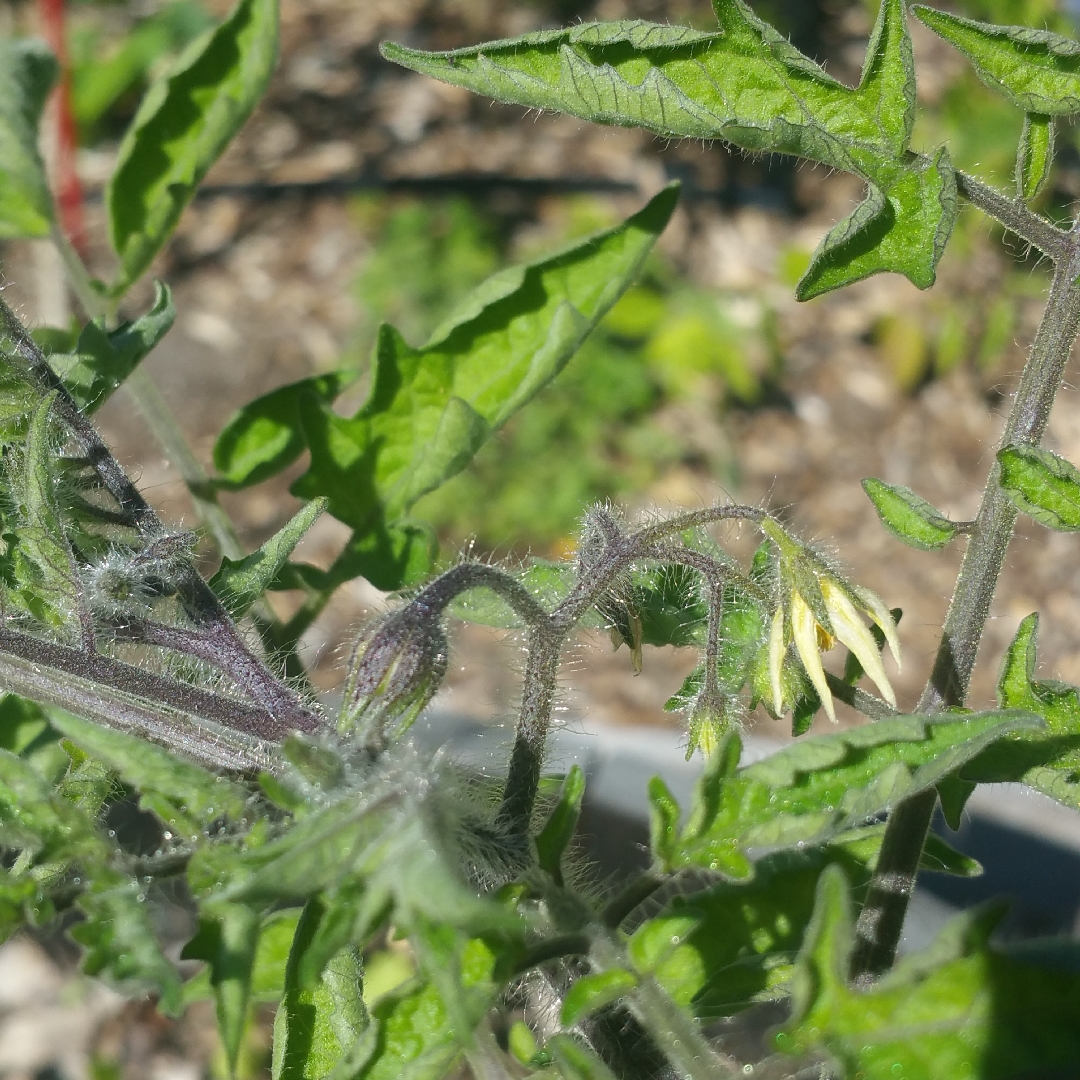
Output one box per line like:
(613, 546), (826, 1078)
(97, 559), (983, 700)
(761, 519), (901, 722)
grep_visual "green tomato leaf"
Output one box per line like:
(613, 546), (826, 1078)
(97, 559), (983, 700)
(647, 776), (680, 867)
(0, 38), (57, 239)
(72, 4), (215, 132)
(659, 712), (1040, 875)
(1016, 113), (1054, 200)
(213, 370), (359, 490)
(10, 393), (82, 633)
(74, 882), (184, 1015)
(997, 444), (1080, 530)
(272, 520), (438, 596)
(0, 694), (58, 759)
(291, 186), (678, 531)
(938, 613), (1080, 816)
(182, 904), (262, 1072)
(351, 979), (460, 1080)
(795, 149), (957, 300)
(384, 2), (956, 298)
(0, 745), (106, 862)
(561, 968), (638, 1028)
(107, 0), (279, 293)
(535, 764), (585, 886)
(382, 1), (907, 172)
(48, 282), (176, 413)
(251, 909), (303, 1000)
(214, 787), (521, 948)
(271, 897), (368, 1080)
(913, 6), (1080, 115)
(46, 707), (249, 835)
(862, 477), (959, 551)
(777, 864), (1080, 1079)
(209, 497), (327, 617)
(631, 845), (862, 1019)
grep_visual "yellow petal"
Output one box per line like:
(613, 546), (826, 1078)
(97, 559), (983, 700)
(768, 605), (786, 716)
(791, 590), (835, 723)
(822, 580), (897, 709)
(853, 586), (902, 672)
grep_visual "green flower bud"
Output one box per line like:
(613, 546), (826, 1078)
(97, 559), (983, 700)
(685, 681), (739, 761)
(341, 601), (448, 748)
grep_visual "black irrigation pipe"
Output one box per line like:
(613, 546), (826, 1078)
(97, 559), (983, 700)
(81, 171), (797, 210)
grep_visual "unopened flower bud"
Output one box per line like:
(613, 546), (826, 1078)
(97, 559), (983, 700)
(341, 601), (448, 748)
(685, 681), (738, 761)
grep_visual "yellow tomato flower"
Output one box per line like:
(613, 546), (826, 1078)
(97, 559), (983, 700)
(763, 520), (901, 722)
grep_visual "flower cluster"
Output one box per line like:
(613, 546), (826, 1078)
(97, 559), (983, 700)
(761, 519), (900, 723)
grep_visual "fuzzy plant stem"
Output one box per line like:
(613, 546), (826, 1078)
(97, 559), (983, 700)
(0, 626), (279, 769)
(851, 204), (1080, 981)
(499, 619), (564, 835)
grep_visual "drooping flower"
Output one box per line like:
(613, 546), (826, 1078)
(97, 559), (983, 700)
(761, 519), (900, 723)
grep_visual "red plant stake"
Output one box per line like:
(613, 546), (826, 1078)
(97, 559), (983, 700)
(36, 0), (87, 257)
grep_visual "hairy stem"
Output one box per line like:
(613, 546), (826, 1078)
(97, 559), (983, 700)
(0, 626), (279, 769)
(499, 619), (563, 834)
(48, 234), (310, 682)
(418, 562), (550, 626)
(602, 870), (666, 928)
(634, 503), (765, 547)
(498, 509), (767, 835)
(956, 171), (1068, 259)
(851, 233), (1080, 981)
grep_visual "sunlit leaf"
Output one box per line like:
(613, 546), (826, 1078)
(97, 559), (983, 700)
(862, 478), (959, 551)
(291, 187), (679, 533)
(938, 613), (1080, 819)
(1016, 113), (1054, 199)
(48, 282), (176, 413)
(914, 6), (1080, 114)
(535, 764), (585, 885)
(561, 968), (637, 1028)
(47, 708), (249, 836)
(209, 498), (327, 617)
(0, 38), (56, 239)
(653, 712), (1040, 875)
(182, 904), (262, 1071)
(213, 370), (359, 490)
(384, 1), (956, 298)
(75, 882), (184, 1015)
(10, 394), (82, 633)
(271, 897), (368, 1080)
(107, 0), (279, 292)
(796, 148), (957, 300)
(997, 444), (1080, 530)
